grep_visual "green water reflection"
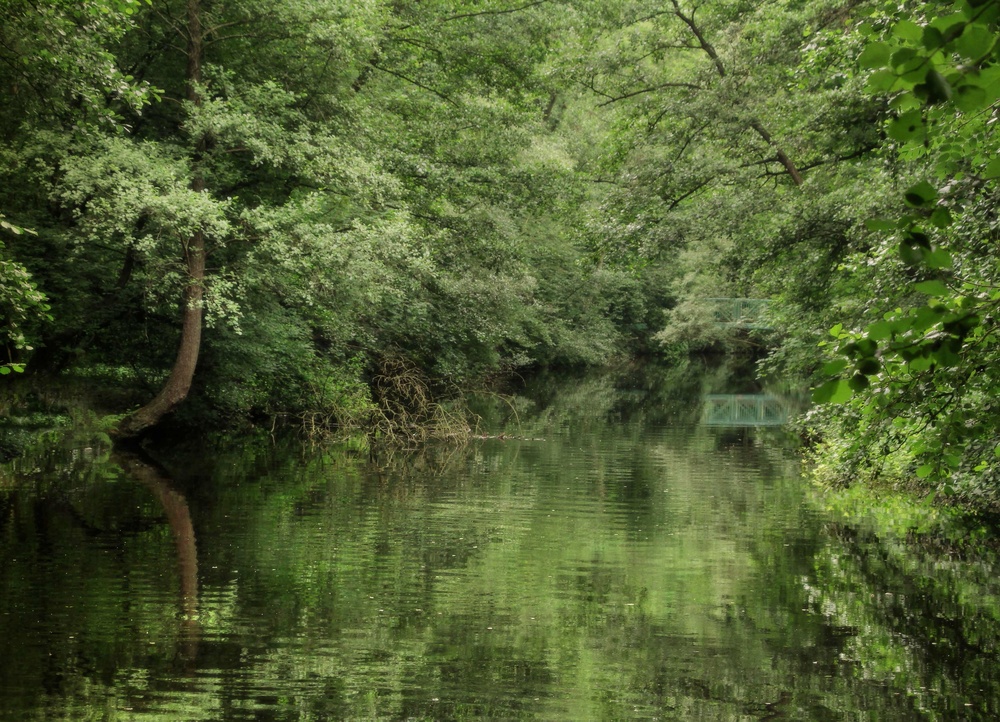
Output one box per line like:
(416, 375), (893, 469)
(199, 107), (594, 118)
(1, 362), (999, 720)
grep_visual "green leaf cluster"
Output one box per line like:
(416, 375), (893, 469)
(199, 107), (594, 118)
(809, 0), (1000, 499)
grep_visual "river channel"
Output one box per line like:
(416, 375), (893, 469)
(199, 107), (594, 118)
(1, 362), (999, 720)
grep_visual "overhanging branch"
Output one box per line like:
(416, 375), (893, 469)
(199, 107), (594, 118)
(370, 62), (458, 106)
(596, 81), (702, 107)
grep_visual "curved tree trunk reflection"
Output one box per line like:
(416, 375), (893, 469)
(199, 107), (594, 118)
(114, 450), (200, 663)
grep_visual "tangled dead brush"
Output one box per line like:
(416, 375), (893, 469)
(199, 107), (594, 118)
(368, 356), (475, 449)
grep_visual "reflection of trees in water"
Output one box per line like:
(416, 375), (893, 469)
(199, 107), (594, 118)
(497, 356), (797, 434)
(810, 522), (1000, 709)
(8, 365), (999, 719)
(115, 450), (200, 664)
(0, 447), (203, 715)
(483, 360), (705, 434)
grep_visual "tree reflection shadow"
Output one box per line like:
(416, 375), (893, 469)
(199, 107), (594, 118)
(114, 449), (200, 664)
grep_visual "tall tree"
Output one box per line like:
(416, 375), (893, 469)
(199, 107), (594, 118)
(118, 0), (208, 436)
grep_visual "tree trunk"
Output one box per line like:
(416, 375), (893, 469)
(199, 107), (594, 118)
(117, 0), (206, 438)
(116, 235), (205, 437)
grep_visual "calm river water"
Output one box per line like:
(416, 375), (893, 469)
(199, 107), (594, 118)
(2, 362), (1000, 720)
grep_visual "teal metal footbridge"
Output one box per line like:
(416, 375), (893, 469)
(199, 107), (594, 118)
(701, 394), (790, 427)
(704, 298), (772, 330)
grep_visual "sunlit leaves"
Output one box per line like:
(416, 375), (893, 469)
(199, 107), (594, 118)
(984, 157), (1000, 179)
(887, 110), (925, 142)
(893, 19), (924, 43)
(913, 279), (950, 296)
(812, 378), (853, 403)
(952, 83), (987, 111)
(924, 249), (953, 269)
(917, 68), (952, 103)
(904, 180), (937, 207)
(810, 0), (1000, 492)
(858, 0), (1000, 168)
(956, 22), (996, 59)
(0, 214), (36, 237)
(858, 41), (892, 68)
(0, 242), (50, 373)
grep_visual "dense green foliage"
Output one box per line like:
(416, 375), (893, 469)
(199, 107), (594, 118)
(2, 0), (1000, 504)
(0, 0), (662, 433)
(807, 0), (1000, 508)
(558, 0), (1000, 509)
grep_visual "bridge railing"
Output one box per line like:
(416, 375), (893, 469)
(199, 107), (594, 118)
(702, 298), (772, 329)
(701, 394), (789, 427)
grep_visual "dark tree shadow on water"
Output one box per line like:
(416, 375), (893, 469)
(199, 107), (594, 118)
(113, 448), (201, 666)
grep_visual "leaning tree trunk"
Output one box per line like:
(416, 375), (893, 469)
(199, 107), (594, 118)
(117, 235), (205, 437)
(118, 0), (207, 438)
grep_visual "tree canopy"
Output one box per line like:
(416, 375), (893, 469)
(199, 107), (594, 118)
(3, 0), (1000, 505)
